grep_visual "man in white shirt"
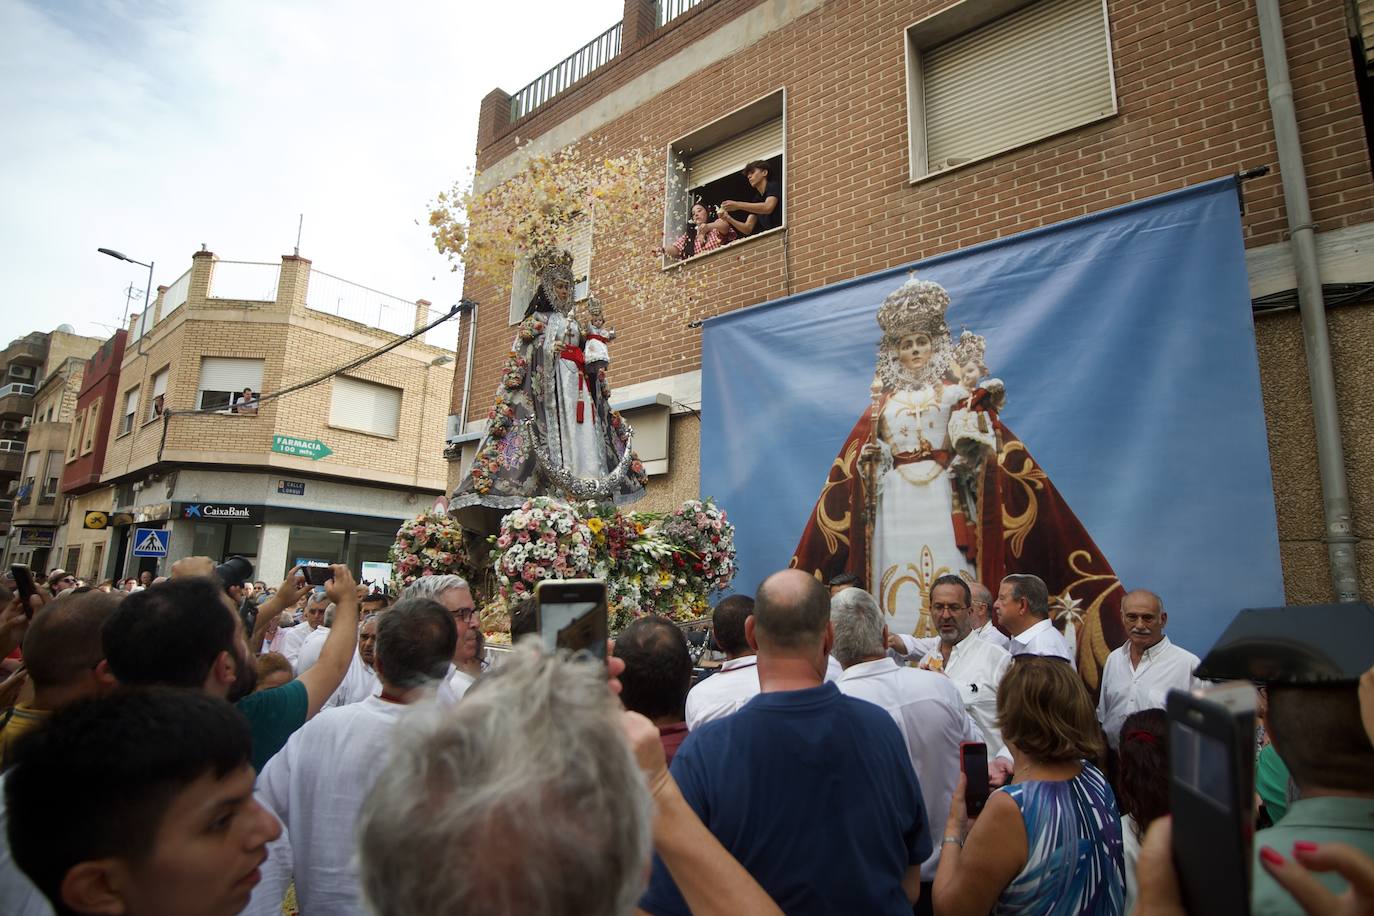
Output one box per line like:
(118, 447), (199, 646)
(282, 591), (327, 670)
(969, 581), (1011, 651)
(254, 597), (457, 914)
(887, 576), (1013, 759)
(1096, 589), (1200, 748)
(402, 574), (481, 701)
(294, 602), (334, 675)
(831, 586), (979, 903)
(997, 573), (1074, 666)
(685, 595), (759, 730)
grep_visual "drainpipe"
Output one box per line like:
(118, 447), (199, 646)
(1256, 0), (1360, 601)
(457, 299), (479, 437)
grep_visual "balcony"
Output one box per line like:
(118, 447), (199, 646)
(0, 338), (46, 368)
(0, 440), (23, 475)
(0, 383), (35, 419)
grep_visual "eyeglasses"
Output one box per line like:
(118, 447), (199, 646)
(931, 603), (967, 613)
(452, 607), (478, 623)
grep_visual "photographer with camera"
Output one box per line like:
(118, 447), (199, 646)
(102, 558), (359, 772)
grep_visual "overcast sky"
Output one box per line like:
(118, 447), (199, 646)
(0, 0), (623, 347)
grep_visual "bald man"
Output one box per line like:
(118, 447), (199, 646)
(640, 569), (931, 915)
(1096, 589), (1200, 749)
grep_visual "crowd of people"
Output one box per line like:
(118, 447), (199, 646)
(0, 552), (1370, 915)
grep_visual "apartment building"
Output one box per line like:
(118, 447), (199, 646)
(451, 0), (1374, 603)
(3, 328), (105, 571)
(101, 249), (455, 583)
(0, 333), (49, 539)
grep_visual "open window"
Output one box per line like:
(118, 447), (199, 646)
(197, 358), (265, 413)
(147, 367), (169, 423)
(120, 387), (139, 436)
(507, 216), (593, 325)
(664, 90), (784, 264)
(905, 0), (1115, 181)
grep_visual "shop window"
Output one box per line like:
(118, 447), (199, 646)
(329, 376), (401, 438)
(507, 217), (592, 325)
(197, 357), (265, 412)
(287, 526), (346, 568)
(905, 0), (1116, 181)
(345, 530), (395, 583)
(192, 523), (227, 560)
(147, 366), (169, 423)
(120, 387), (139, 436)
(664, 90), (784, 264)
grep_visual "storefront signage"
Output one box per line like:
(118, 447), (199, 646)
(177, 503), (265, 523)
(272, 436), (333, 460)
(83, 511), (109, 530)
(17, 528), (55, 548)
(277, 479), (306, 495)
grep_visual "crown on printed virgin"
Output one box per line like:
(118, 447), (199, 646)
(876, 276), (951, 341)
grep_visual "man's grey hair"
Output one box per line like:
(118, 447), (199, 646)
(357, 643), (651, 916)
(830, 588), (885, 667)
(1003, 574), (1050, 619)
(970, 582), (993, 606)
(402, 574), (470, 603)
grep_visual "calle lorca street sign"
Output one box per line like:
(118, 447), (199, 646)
(272, 435), (333, 460)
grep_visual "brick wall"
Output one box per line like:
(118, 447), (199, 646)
(457, 0), (1374, 601)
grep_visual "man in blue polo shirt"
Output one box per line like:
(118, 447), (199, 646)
(639, 569), (930, 915)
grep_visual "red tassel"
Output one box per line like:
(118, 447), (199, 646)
(577, 374), (586, 423)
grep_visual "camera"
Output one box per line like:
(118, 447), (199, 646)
(214, 556), (254, 592)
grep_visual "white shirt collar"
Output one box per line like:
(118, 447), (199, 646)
(721, 655), (758, 672)
(838, 656), (901, 680)
(1013, 618), (1054, 645)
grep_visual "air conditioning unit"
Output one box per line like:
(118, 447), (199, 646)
(19, 417), (31, 430)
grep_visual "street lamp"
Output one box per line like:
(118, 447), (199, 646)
(98, 247), (154, 331)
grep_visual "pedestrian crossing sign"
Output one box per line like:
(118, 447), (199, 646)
(132, 528), (170, 557)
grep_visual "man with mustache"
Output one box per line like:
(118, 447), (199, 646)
(1095, 589), (1200, 750)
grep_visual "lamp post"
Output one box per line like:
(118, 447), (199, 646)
(97, 248), (154, 332)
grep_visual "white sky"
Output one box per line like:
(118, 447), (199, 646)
(0, 0), (623, 345)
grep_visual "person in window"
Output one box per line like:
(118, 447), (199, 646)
(232, 387), (259, 415)
(152, 394), (165, 417)
(660, 203), (736, 260)
(720, 160), (781, 236)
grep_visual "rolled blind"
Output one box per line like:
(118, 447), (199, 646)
(329, 375), (401, 437)
(151, 369), (168, 399)
(922, 0), (1113, 172)
(198, 358), (264, 394)
(123, 388), (138, 416)
(686, 118), (783, 187)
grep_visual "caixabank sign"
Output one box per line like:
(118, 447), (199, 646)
(175, 503), (265, 523)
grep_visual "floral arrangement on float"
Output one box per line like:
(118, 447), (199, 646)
(388, 507), (473, 590)
(485, 496), (738, 637)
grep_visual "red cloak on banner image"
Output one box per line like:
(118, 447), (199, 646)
(791, 386), (1126, 693)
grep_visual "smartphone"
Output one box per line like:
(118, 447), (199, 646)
(10, 565), (38, 615)
(1168, 683), (1257, 916)
(302, 565), (334, 586)
(534, 579), (608, 662)
(960, 741), (991, 816)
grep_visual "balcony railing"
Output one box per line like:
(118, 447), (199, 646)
(658, 0), (703, 26)
(510, 21), (622, 121)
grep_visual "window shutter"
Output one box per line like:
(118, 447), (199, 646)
(922, 0), (1114, 173)
(124, 389), (138, 417)
(151, 370), (168, 399)
(1361, 0), (1374, 68)
(329, 376), (401, 437)
(198, 358), (265, 394)
(685, 117), (783, 187)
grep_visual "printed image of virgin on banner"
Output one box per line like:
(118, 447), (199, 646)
(699, 178), (1283, 690)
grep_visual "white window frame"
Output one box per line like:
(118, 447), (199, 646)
(662, 89), (785, 268)
(904, 0), (1117, 183)
(507, 216), (594, 325)
(196, 357), (266, 412)
(147, 366), (169, 423)
(328, 375), (402, 439)
(120, 387), (139, 436)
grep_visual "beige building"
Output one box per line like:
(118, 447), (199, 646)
(101, 249), (455, 584)
(3, 329), (104, 571)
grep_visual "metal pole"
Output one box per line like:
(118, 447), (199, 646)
(1255, 0), (1360, 601)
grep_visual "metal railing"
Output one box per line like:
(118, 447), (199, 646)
(306, 269), (455, 348)
(510, 21), (622, 121)
(209, 260), (281, 302)
(160, 268), (192, 319)
(658, 0), (703, 26)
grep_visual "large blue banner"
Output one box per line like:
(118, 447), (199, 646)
(700, 178), (1282, 658)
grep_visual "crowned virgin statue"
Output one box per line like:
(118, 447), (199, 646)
(451, 248), (646, 529)
(791, 277), (1126, 687)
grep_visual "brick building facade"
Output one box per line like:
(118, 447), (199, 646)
(452, 0), (1374, 602)
(101, 250), (455, 584)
